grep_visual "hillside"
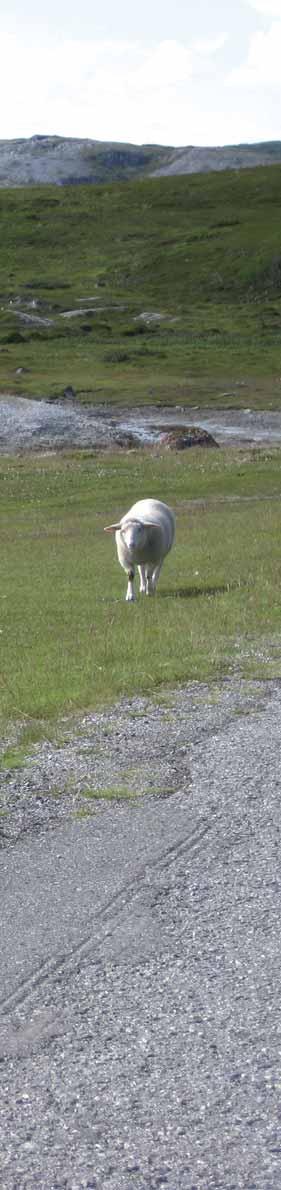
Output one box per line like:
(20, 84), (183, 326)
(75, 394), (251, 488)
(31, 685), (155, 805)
(1, 135), (281, 187)
(151, 141), (281, 177)
(1, 165), (281, 407)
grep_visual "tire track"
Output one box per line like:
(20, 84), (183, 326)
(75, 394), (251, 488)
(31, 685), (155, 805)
(0, 819), (210, 1017)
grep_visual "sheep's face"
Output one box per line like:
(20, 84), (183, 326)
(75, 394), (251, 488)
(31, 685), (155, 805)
(120, 518), (146, 554)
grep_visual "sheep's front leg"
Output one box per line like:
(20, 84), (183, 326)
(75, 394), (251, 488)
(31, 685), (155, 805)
(138, 564), (146, 594)
(126, 568), (136, 602)
(151, 561), (163, 592)
(145, 564), (155, 596)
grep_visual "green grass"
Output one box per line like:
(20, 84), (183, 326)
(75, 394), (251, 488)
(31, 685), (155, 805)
(81, 785), (136, 801)
(0, 720), (65, 769)
(1, 446), (281, 734)
(0, 745), (31, 770)
(1, 166), (281, 406)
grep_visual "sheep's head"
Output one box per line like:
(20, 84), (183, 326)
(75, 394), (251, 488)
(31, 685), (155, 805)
(104, 517), (148, 553)
(121, 518), (148, 552)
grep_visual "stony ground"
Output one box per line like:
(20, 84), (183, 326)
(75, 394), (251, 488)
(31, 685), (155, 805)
(0, 676), (281, 1188)
(2, 394), (281, 451)
(0, 677), (275, 847)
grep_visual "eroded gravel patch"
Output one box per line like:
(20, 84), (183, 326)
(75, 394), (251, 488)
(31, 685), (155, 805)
(0, 678), (274, 845)
(2, 394), (281, 451)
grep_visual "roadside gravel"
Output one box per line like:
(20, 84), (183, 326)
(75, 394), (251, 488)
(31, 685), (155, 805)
(0, 676), (281, 1188)
(0, 676), (277, 846)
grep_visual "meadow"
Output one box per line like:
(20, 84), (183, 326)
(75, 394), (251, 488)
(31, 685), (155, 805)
(1, 165), (281, 751)
(1, 165), (281, 407)
(1, 445), (281, 741)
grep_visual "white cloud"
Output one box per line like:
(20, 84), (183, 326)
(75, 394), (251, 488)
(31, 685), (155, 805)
(0, 33), (229, 143)
(229, 19), (281, 85)
(0, 26), (278, 147)
(132, 41), (193, 90)
(191, 34), (228, 55)
(246, 0), (281, 14)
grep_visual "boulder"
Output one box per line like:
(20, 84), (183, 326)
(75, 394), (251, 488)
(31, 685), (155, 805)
(115, 432), (141, 450)
(63, 385), (76, 400)
(159, 425), (218, 450)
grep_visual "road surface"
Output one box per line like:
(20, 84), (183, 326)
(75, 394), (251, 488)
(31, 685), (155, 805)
(0, 678), (281, 1188)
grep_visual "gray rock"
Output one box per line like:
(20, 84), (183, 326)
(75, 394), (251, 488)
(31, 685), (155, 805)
(63, 385), (76, 400)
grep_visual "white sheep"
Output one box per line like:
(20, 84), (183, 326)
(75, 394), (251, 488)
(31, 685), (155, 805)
(104, 498), (175, 601)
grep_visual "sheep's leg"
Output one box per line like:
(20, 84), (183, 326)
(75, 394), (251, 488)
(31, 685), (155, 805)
(145, 564), (155, 596)
(151, 560), (163, 591)
(126, 568), (136, 602)
(138, 564), (146, 594)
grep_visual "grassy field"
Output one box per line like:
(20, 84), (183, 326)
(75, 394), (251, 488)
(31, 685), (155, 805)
(1, 166), (281, 406)
(1, 445), (281, 739)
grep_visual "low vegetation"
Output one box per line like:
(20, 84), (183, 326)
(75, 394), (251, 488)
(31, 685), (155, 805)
(0, 446), (281, 736)
(1, 165), (281, 754)
(1, 165), (281, 406)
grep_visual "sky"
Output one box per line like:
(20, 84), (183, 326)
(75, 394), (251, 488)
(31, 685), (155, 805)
(1, 0), (281, 146)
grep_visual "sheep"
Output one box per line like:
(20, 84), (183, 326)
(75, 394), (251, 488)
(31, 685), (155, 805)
(104, 498), (175, 601)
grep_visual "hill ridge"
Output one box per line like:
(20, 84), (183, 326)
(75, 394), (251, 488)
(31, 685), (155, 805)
(1, 135), (281, 186)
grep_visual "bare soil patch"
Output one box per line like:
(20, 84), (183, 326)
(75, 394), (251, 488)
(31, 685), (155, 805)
(2, 394), (281, 452)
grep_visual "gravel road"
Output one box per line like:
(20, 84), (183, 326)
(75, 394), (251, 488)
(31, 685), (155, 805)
(1, 677), (281, 1188)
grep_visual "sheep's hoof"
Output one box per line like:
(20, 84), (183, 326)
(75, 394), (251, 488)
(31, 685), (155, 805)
(126, 592), (136, 602)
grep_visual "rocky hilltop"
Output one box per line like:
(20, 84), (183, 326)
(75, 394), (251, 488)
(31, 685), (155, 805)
(1, 134), (281, 187)
(151, 141), (281, 177)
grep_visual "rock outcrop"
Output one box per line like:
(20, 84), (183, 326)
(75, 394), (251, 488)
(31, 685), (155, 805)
(0, 135), (281, 187)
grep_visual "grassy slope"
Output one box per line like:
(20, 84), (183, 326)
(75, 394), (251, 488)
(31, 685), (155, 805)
(1, 446), (281, 729)
(1, 166), (281, 406)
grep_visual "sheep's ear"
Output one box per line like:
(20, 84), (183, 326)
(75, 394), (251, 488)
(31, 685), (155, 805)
(104, 523), (121, 532)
